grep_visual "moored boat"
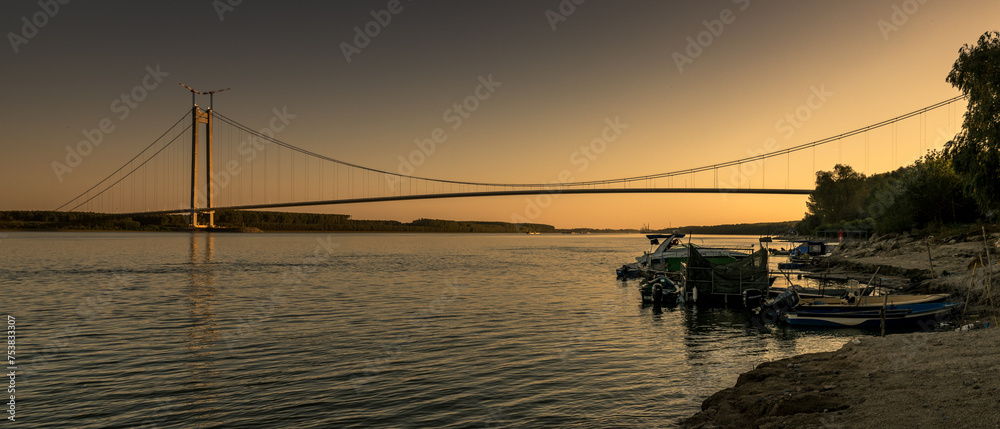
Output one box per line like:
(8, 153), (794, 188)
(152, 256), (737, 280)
(616, 233), (751, 278)
(795, 293), (949, 308)
(683, 246), (772, 307)
(750, 286), (959, 328)
(784, 301), (962, 328)
(638, 272), (684, 306)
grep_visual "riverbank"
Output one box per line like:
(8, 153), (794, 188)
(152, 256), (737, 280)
(682, 227), (1000, 427)
(680, 326), (1000, 428)
(828, 230), (1000, 322)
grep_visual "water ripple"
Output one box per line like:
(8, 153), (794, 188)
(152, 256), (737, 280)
(2, 232), (858, 427)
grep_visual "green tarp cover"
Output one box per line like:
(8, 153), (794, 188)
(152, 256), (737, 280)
(687, 247), (769, 295)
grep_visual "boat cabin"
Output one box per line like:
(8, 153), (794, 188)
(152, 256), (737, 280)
(790, 241), (827, 257)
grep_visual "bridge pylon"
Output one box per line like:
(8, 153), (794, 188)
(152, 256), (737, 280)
(190, 104), (211, 227)
(180, 84), (228, 228)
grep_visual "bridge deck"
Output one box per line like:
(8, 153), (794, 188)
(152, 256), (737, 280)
(124, 187), (812, 216)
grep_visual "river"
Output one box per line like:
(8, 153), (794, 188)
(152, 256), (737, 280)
(2, 232), (860, 427)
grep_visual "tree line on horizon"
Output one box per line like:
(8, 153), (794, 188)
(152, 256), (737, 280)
(0, 210), (556, 233)
(798, 31), (1000, 236)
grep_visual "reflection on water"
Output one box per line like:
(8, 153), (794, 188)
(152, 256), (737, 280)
(2, 232), (863, 428)
(186, 233), (220, 424)
(187, 233), (218, 353)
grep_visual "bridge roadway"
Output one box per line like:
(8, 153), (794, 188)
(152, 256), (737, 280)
(126, 187), (813, 216)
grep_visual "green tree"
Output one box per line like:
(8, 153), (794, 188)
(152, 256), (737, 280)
(866, 151), (979, 233)
(946, 31), (1000, 214)
(806, 164), (868, 225)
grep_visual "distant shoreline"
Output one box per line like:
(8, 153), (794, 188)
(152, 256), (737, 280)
(0, 210), (797, 235)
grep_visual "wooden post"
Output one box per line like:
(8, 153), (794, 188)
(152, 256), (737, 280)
(857, 266), (880, 307)
(962, 264), (977, 326)
(880, 294), (888, 337)
(927, 241), (936, 278)
(982, 227), (998, 327)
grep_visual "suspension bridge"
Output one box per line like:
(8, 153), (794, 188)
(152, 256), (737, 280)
(55, 90), (967, 228)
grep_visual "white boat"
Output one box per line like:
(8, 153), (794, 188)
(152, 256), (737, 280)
(616, 233), (752, 277)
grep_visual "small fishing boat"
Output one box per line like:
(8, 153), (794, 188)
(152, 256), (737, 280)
(784, 301), (962, 328)
(616, 233), (750, 278)
(750, 286), (958, 328)
(775, 240), (832, 269)
(777, 261), (809, 270)
(789, 241), (829, 258)
(796, 293), (949, 308)
(638, 273), (684, 306)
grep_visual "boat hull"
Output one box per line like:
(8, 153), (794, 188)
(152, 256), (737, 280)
(796, 293), (948, 308)
(785, 302), (961, 328)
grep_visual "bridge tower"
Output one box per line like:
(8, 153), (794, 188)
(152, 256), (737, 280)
(180, 84), (228, 228)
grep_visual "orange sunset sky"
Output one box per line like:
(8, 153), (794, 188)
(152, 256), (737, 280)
(1, 0), (995, 229)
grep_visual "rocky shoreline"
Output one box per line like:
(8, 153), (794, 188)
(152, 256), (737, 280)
(681, 230), (1000, 428)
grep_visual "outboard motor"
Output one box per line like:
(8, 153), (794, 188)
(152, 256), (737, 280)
(652, 283), (663, 314)
(658, 276), (677, 293)
(658, 276), (679, 307)
(769, 289), (800, 312)
(749, 290), (801, 327)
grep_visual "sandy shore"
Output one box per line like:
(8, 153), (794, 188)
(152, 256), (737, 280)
(681, 327), (1000, 428)
(682, 231), (1000, 428)
(832, 231), (1000, 323)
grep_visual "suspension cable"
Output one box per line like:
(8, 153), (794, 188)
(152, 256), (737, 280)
(214, 95), (965, 189)
(55, 111), (191, 210)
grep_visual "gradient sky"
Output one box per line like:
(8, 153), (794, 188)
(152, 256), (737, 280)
(1, 0), (995, 229)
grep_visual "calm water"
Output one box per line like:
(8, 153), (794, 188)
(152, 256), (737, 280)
(2, 232), (860, 428)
